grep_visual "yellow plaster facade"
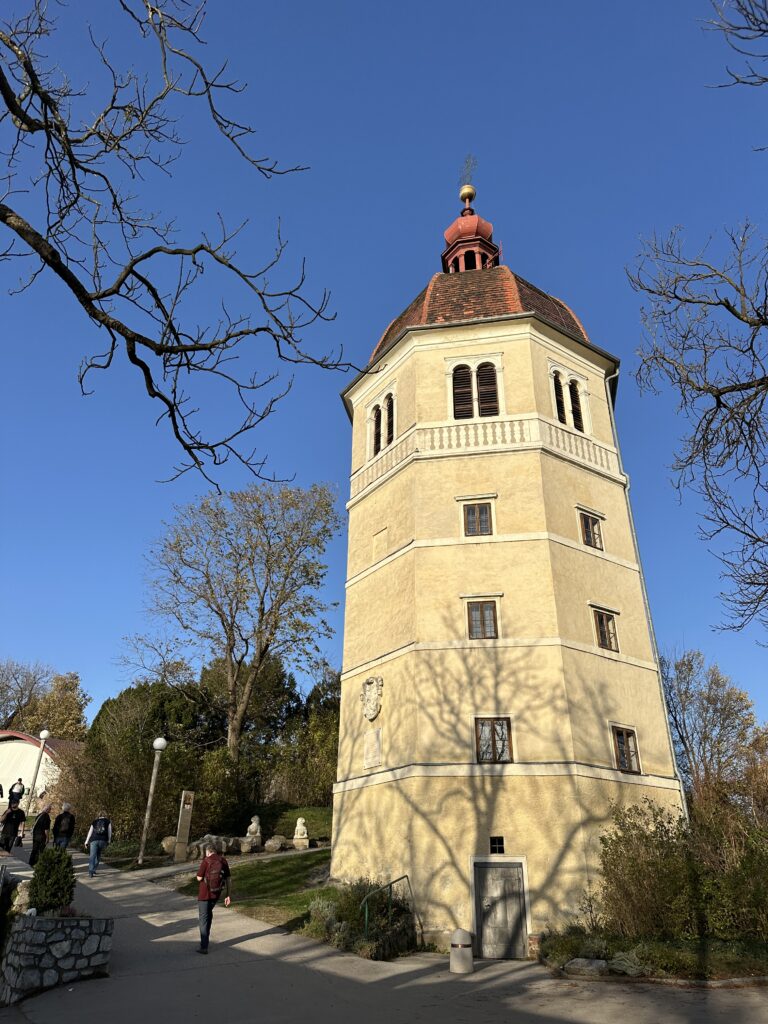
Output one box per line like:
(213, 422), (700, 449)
(332, 280), (685, 954)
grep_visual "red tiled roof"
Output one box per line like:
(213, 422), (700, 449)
(369, 265), (590, 364)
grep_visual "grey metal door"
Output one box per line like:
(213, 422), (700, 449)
(474, 863), (528, 958)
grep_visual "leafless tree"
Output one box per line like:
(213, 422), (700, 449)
(631, 1), (768, 628)
(0, 1), (348, 482)
(0, 659), (53, 729)
(131, 482), (342, 760)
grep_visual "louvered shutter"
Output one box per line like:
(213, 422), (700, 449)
(373, 405), (382, 455)
(553, 372), (567, 424)
(452, 365), (473, 419)
(477, 362), (499, 417)
(569, 380), (584, 432)
(385, 394), (394, 446)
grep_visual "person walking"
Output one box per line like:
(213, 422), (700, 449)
(195, 842), (231, 954)
(0, 799), (26, 852)
(29, 803), (52, 866)
(84, 811), (112, 877)
(8, 779), (24, 805)
(52, 803), (76, 849)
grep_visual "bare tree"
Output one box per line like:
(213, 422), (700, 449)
(661, 650), (767, 812)
(631, 1), (768, 628)
(132, 482), (342, 760)
(0, 659), (52, 729)
(0, 1), (348, 482)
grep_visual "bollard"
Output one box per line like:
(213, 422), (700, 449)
(449, 928), (474, 974)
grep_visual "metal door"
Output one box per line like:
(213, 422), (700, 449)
(473, 862), (528, 958)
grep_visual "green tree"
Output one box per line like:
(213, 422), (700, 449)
(135, 483), (342, 760)
(14, 672), (90, 740)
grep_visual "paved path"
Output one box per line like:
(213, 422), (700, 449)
(0, 851), (764, 1024)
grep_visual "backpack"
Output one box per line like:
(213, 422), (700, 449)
(204, 855), (230, 899)
(58, 812), (74, 836)
(92, 817), (110, 841)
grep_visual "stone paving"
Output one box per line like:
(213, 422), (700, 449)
(0, 850), (764, 1024)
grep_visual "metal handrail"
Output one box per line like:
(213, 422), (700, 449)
(360, 874), (422, 941)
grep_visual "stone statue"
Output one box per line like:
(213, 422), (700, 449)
(293, 817), (309, 850)
(246, 816), (261, 839)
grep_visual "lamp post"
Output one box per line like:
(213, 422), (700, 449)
(137, 737), (168, 866)
(25, 729), (50, 815)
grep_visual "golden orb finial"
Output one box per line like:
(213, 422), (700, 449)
(459, 183), (476, 205)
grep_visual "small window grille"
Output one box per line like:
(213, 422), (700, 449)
(372, 405), (382, 456)
(476, 362), (499, 417)
(464, 503), (492, 537)
(453, 365), (474, 419)
(612, 726), (640, 773)
(569, 380), (585, 432)
(553, 372), (567, 424)
(385, 393), (394, 446)
(476, 718), (512, 763)
(580, 512), (603, 550)
(594, 609), (619, 652)
(489, 836), (505, 854)
(468, 601), (498, 640)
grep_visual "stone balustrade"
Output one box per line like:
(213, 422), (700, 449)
(350, 416), (622, 499)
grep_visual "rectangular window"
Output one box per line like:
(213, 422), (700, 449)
(593, 609), (619, 652)
(489, 836), (505, 854)
(468, 601), (498, 639)
(475, 717), (512, 763)
(464, 502), (492, 537)
(612, 726), (640, 774)
(580, 512), (603, 550)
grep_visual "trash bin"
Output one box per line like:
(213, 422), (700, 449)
(449, 928), (474, 974)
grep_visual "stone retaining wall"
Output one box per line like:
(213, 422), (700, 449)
(0, 915), (114, 1005)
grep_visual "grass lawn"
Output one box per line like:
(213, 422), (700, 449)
(257, 805), (333, 841)
(179, 847), (334, 930)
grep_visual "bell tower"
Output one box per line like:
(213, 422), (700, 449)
(331, 188), (684, 955)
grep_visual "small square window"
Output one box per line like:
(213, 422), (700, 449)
(490, 836), (505, 854)
(475, 717), (512, 763)
(612, 726), (640, 774)
(580, 512), (603, 550)
(464, 503), (492, 537)
(593, 609), (619, 652)
(468, 601), (498, 639)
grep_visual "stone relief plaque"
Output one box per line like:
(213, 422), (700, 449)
(363, 728), (382, 769)
(360, 676), (383, 721)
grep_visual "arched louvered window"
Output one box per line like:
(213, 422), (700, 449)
(452, 365), (473, 419)
(553, 372), (567, 424)
(477, 362), (499, 417)
(373, 405), (382, 455)
(385, 393), (394, 446)
(569, 380), (584, 432)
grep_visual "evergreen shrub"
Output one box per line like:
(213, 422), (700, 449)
(28, 847), (76, 913)
(303, 878), (417, 959)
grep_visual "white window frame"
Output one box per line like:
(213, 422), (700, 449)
(365, 379), (397, 461)
(471, 713), (516, 764)
(456, 492), (498, 538)
(608, 720), (643, 775)
(461, 593), (503, 641)
(589, 602), (621, 653)
(445, 353), (506, 420)
(548, 361), (591, 434)
(576, 504), (606, 551)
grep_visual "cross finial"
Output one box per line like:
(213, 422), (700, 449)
(458, 153), (478, 188)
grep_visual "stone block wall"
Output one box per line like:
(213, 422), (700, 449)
(0, 915), (114, 1005)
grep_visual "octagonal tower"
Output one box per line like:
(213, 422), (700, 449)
(330, 187), (685, 956)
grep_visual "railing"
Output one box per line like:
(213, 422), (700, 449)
(360, 873), (421, 940)
(350, 415), (622, 498)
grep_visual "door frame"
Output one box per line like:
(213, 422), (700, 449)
(469, 855), (533, 957)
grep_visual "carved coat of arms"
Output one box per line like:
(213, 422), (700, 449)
(360, 676), (383, 721)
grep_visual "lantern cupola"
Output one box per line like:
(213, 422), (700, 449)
(441, 184), (500, 273)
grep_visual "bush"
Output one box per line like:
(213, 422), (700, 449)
(303, 878), (417, 959)
(28, 847), (75, 914)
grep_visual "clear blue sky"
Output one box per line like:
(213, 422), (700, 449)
(2, 1), (767, 721)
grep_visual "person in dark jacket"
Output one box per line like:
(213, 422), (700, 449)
(195, 842), (231, 953)
(0, 800), (26, 852)
(29, 803), (52, 866)
(52, 804), (76, 848)
(8, 779), (24, 805)
(84, 811), (112, 877)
